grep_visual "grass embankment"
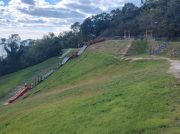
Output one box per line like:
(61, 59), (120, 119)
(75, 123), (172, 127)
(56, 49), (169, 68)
(126, 40), (148, 56)
(88, 40), (132, 55)
(0, 40), (180, 134)
(0, 57), (59, 102)
(160, 41), (180, 59)
(148, 40), (180, 59)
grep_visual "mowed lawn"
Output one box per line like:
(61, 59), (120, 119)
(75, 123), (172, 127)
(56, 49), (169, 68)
(0, 42), (180, 134)
(0, 57), (59, 102)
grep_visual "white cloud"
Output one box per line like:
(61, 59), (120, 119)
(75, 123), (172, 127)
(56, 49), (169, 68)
(0, 24), (70, 39)
(0, 1), (4, 6)
(0, 0), (140, 39)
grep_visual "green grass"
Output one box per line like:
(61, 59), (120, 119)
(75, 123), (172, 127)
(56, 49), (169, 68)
(0, 41), (180, 134)
(148, 40), (180, 59)
(160, 41), (180, 59)
(126, 40), (148, 56)
(88, 40), (132, 56)
(0, 57), (59, 102)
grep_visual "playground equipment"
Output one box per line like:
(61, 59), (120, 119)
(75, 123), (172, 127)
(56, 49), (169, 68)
(88, 38), (105, 45)
(7, 84), (30, 104)
(5, 38), (106, 105)
(77, 45), (88, 56)
(61, 57), (70, 65)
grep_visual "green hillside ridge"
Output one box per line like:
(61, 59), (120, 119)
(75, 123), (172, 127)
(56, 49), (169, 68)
(0, 40), (180, 134)
(0, 48), (79, 104)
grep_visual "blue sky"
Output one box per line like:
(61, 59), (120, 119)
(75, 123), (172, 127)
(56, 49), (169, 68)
(0, 0), (141, 39)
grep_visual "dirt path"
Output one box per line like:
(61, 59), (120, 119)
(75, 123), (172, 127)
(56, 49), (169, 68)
(122, 44), (132, 56)
(126, 56), (180, 79)
(168, 60), (180, 79)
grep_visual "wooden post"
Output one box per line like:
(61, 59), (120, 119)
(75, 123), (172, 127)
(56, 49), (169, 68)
(124, 30), (126, 39)
(151, 30), (153, 38)
(128, 30), (130, 39)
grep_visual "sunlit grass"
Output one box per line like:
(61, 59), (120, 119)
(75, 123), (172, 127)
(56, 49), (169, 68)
(0, 57), (59, 101)
(0, 41), (180, 134)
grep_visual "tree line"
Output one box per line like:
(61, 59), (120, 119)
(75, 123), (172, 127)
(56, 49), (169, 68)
(0, 27), (82, 76)
(0, 0), (179, 76)
(81, 0), (180, 39)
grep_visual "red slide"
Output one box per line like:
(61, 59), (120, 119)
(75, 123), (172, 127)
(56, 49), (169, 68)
(8, 85), (30, 104)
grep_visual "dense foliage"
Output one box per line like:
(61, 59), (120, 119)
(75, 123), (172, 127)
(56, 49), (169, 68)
(0, 0), (179, 76)
(80, 0), (180, 39)
(0, 32), (81, 76)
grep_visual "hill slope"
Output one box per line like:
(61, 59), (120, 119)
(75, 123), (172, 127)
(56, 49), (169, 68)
(0, 40), (180, 134)
(0, 57), (59, 103)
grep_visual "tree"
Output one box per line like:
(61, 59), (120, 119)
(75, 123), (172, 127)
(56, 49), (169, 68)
(71, 22), (81, 33)
(4, 34), (21, 56)
(4, 34), (23, 69)
(166, 0), (180, 38)
(92, 13), (111, 36)
(80, 18), (94, 41)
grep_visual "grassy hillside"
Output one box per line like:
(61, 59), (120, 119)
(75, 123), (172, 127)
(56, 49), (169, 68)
(160, 41), (180, 58)
(0, 57), (59, 102)
(126, 40), (148, 56)
(0, 40), (180, 134)
(88, 40), (132, 55)
(126, 40), (180, 59)
(148, 40), (180, 59)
